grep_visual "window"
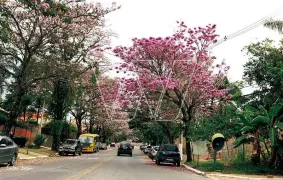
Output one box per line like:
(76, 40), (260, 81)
(6, 138), (13, 146)
(79, 136), (94, 144)
(0, 138), (7, 145)
(164, 145), (179, 152)
(64, 140), (76, 145)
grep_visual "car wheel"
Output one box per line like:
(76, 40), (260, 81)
(9, 154), (16, 166)
(117, 153), (120, 156)
(177, 162), (181, 167)
(59, 152), (63, 156)
(130, 153), (132, 157)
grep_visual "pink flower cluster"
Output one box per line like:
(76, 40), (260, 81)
(113, 22), (230, 118)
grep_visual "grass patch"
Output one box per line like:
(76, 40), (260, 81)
(186, 160), (283, 175)
(19, 148), (57, 157)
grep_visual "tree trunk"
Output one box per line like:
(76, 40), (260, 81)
(76, 116), (82, 138)
(52, 133), (60, 151)
(23, 107), (26, 121)
(184, 121), (192, 162)
(251, 129), (261, 164)
(36, 108), (40, 124)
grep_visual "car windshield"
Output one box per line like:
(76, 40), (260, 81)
(164, 145), (178, 152)
(64, 140), (75, 145)
(0, 137), (5, 144)
(79, 136), (94, 144)
(101, 143), (106, 146)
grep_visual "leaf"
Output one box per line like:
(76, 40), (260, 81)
(272, 103), (282, 118)
(233, 135), (248, 148)
(240, 126), (253, 133)
(269, 128), (277, 147)
(251, 116), (270, 125)
(278, 114), (283, 122)
(274, 122), (283, 130)
(259, 105), (269, 119)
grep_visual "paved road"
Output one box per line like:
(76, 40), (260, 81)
(0, 146), (209, 180)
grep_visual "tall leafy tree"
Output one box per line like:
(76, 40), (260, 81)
(0, 0), (119, 136)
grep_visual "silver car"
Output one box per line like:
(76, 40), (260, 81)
(0, 136), (18, 166)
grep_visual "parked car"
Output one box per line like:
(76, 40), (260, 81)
(148, 146), (159, 160)
(0, 136), (18, 166)
(143, 145), (151, 154)
(110, 142), (116, 147)
(140, 144), (147, 151)
(100, 143), (107, 150)
(59, 139), (82, 156)
(140, 144), (147, 150)
(117, 142), (132, 156)
(155, 144), (180, 166)
(95, 142), (101, 152)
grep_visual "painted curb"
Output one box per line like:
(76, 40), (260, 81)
(207, 173), (248, 179)
(182, 164), (206, 176)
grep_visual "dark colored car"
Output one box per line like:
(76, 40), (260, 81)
(0, 136), (18, 166)
(100, 143), (107, 150)
(155, 144), (181, 166)
(110, 142), (116, 147)
(117, 143), (132, 156)
(59, 139), (82, 156)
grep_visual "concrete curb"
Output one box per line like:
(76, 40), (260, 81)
(182, 164), (206, 176)
(19, 157), (37, 160)
(249, 178), (283, 180)
(37, 155), (49, 158)
(207, 173), (283, 180)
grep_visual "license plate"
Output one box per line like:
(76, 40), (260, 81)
(166, 159), (174, 161)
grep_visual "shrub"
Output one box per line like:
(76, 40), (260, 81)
(12, 136), (29, 147)
(34, 134), (46, 148)
(27, 144), (35, 149)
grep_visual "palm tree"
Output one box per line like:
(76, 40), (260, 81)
(264, 19), (283, 34)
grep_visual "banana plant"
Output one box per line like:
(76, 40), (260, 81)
(234, 100), (283, 166)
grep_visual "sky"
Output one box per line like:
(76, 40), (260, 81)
(99, 0), (283, 94)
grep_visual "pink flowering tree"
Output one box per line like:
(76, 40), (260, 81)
(113, 22), (230, 162)
(0, 0), (119, 142)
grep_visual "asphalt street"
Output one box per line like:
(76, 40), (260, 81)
(0, 146), (210, 180)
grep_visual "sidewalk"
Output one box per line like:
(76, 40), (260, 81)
(18, 149), (49, 160)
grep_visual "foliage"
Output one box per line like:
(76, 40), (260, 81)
(186, 161), (283, 175)
(33, 134), (46, 148)
(190, 104), (240, 141)
(242, 39), (283, 107)
(0, 0), (119, 136)
(12, 136), (29, 148)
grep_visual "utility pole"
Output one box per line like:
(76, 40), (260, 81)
(180, 129), (183, 161)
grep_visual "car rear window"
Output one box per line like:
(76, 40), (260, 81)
(164, 145), (178, 151)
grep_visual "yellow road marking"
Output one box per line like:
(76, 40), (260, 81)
(65, 156), (113, 180)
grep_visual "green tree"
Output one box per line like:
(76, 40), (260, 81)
(234, 100), (283, 168)
(49, 78), (71, 151)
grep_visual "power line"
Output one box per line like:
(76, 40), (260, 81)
(209, 7), (283, 50)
